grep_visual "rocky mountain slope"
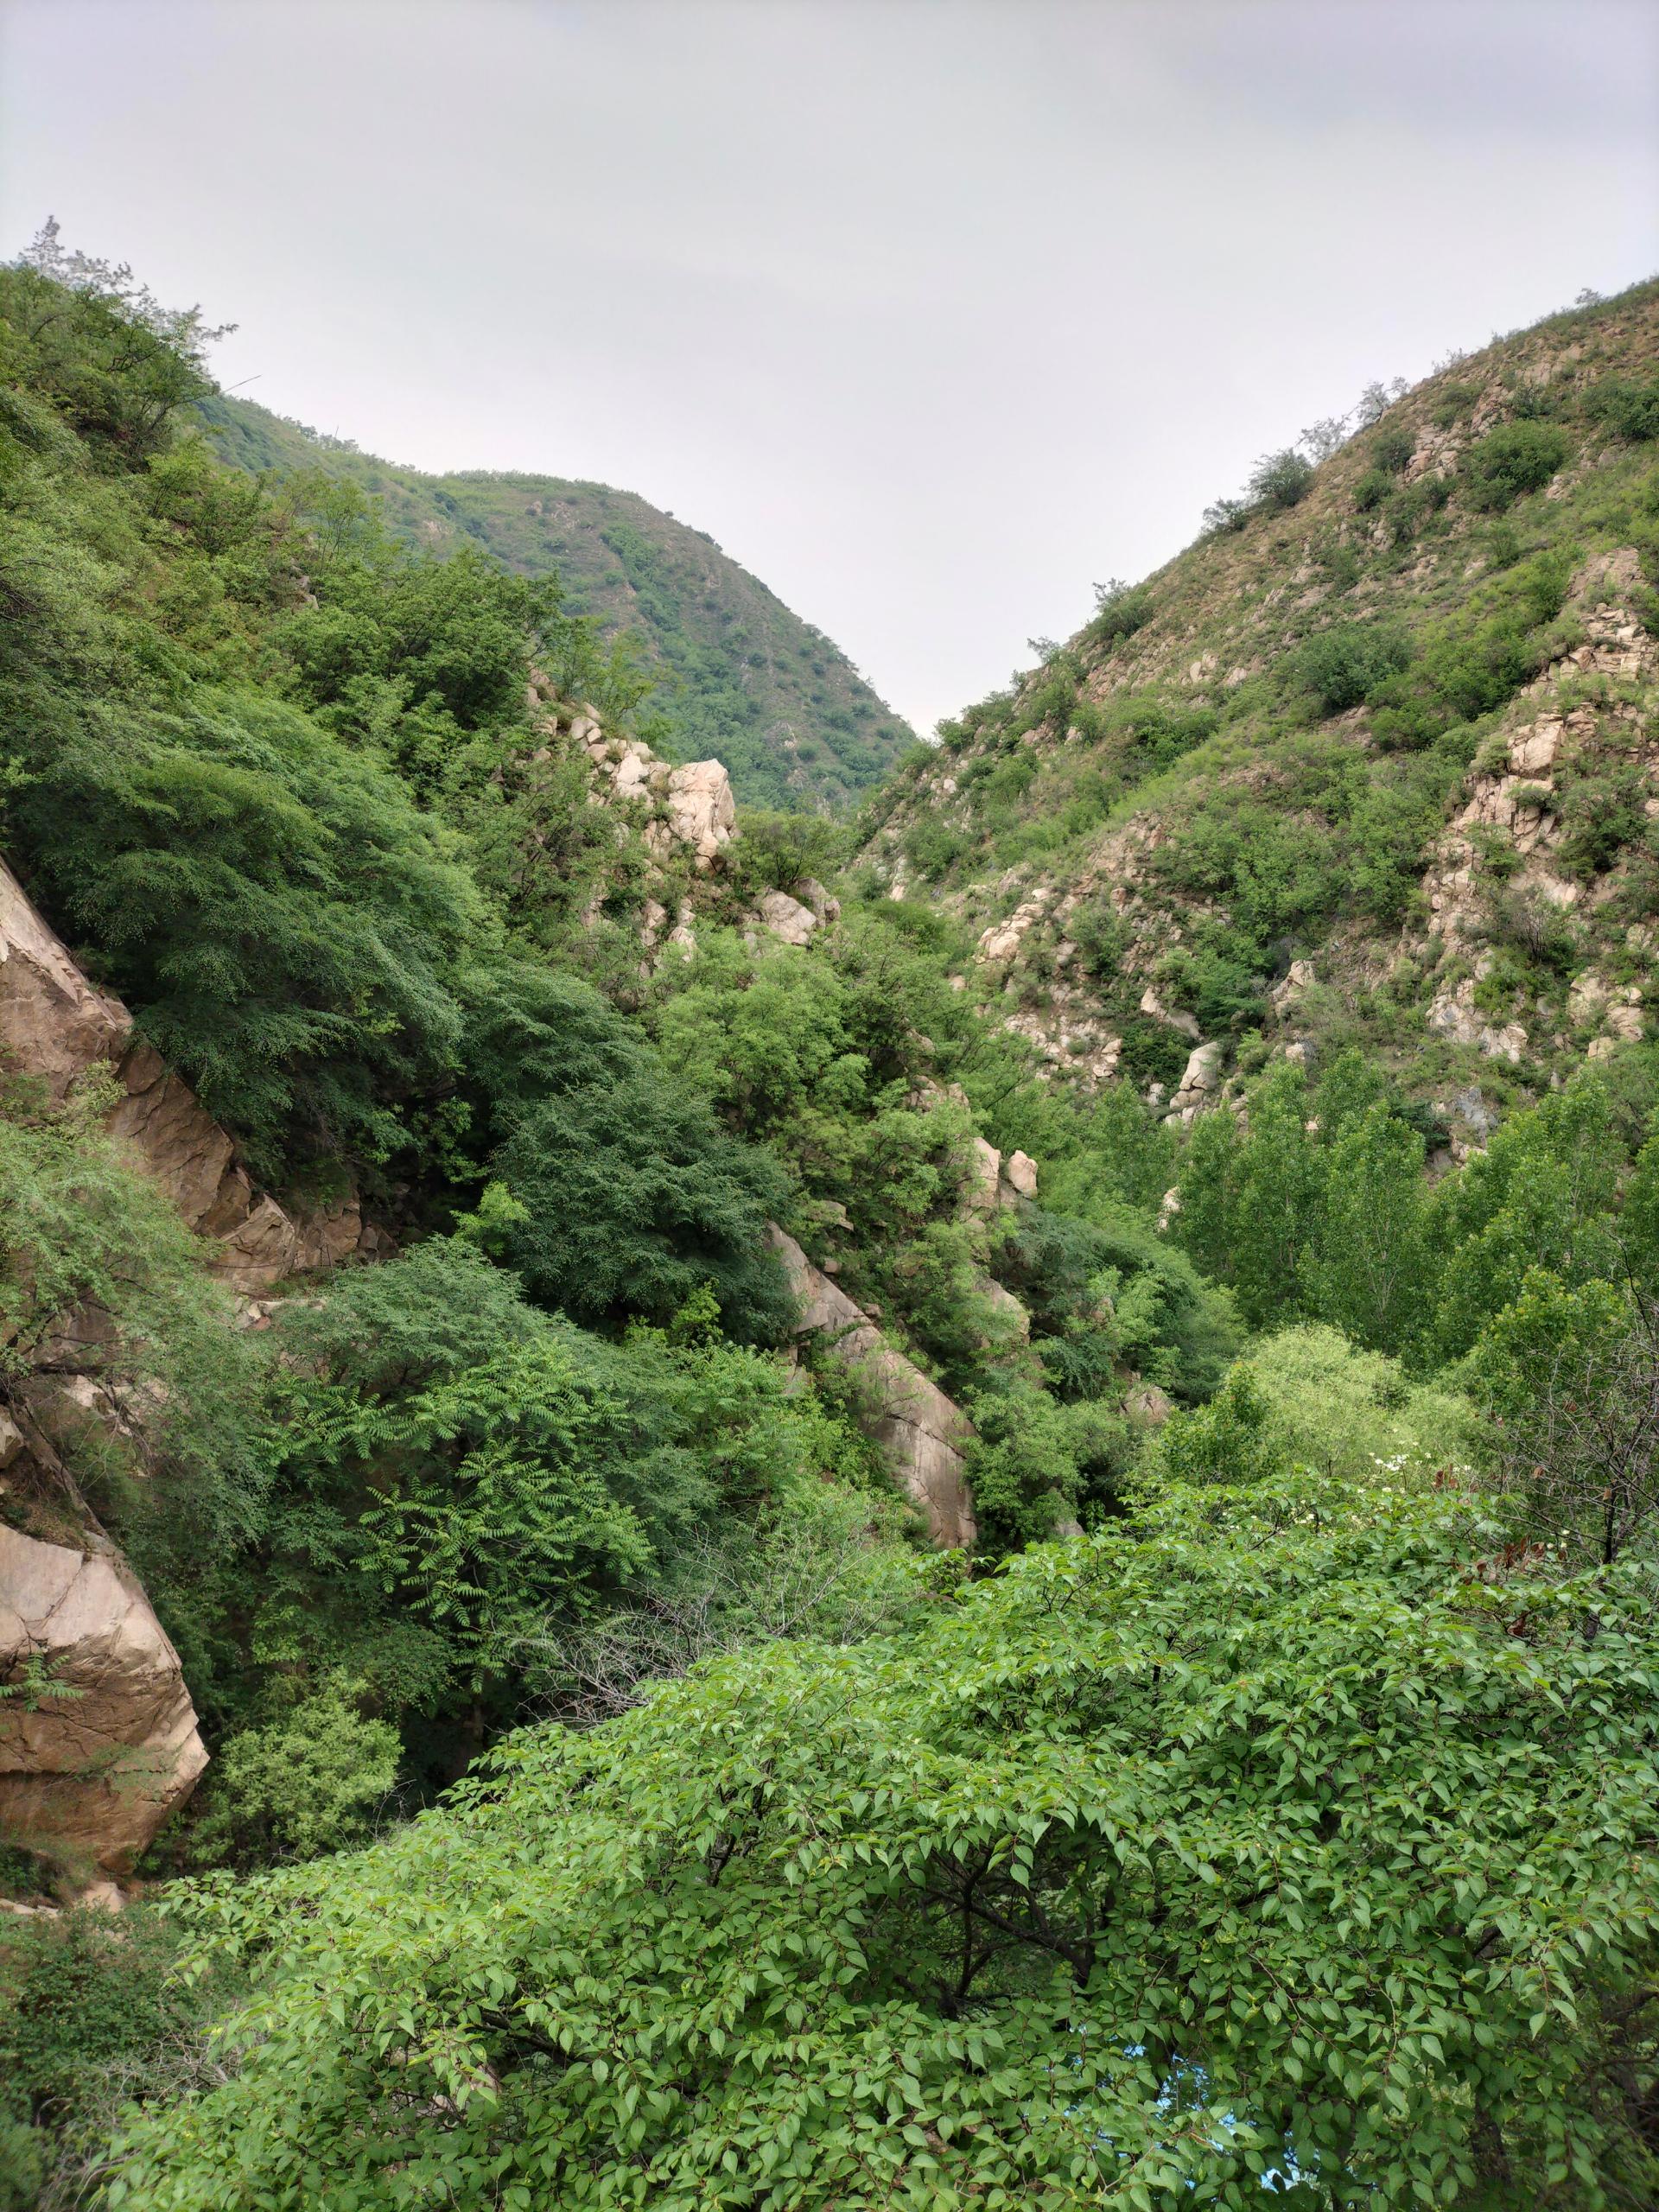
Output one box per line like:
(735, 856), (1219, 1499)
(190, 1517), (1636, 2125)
(861, 278), (1659, 1154)
(0, 716), (998, 1887)
(200, 394), (912, 812)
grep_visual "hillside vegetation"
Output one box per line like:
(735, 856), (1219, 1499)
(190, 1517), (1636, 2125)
(6, 240), (1659, 2209)
(200, 393), (912, 810)
(862, 278), (1659, 1141)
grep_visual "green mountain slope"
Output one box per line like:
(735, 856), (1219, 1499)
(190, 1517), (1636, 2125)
(861, 276), (1659, 1141)
(198, 393), (912, 810)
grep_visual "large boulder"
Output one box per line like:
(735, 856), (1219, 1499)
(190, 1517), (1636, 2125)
(663, 760), (737, 864)
(756, 889), (819, 947)
(0, 858), (127, 1097)
(0, 1521), (207, 1876)
(766, 1227), (976, 1550)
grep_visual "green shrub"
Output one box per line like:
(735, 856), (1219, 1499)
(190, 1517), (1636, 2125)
(1248, 447), (1316, 510)
(1367, 550), (1569, 749)
(183, 1685), (400, 1869)
(9, 690), (480, 1179)
(1430, 380), (1480, 429)
(1384, 471), (1452, 546)
(499, 1070), (792, 1341)
(1586, 376), (1659, 442)
(118, 1471), (1659, 2210)
(1202, 448), (1315, 537)
(1294, 620), (1412, 715)
(0, 1902), (231, 2209)
(1352, 467), (1391, 512)
(1370, 424), (1414, 474)
(1484, 518), (1522, 569)
(1085, 576), (1154, 647)
(1245, 1324), (1472, 1481)
(0, 1079), (263, 1553)
(1159, 941), (1262, 1035)
(1463, 421), (1569, 512)
(1069, 895), (1124, 979)
(1159, 1364), (1284, 1484)
(902, 816), (971, 881)
(1114, 1015), (1192, 1092)
(1202, 493), (1252, 534)
(0, 255), (212, 467)
(1557, 765), (1648, 878)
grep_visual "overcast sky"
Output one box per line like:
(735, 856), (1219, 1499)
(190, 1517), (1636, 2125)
(3, 0), (1656, 734)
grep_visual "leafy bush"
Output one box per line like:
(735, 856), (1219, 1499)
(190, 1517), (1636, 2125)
(1105, 690), (1218, 770)
(1463, 421), (1569, 512)
(1, 1903), (231, 2212)
(1382, 469), (1453, 547)
(1366, 549), (1571, 750)
(113, 1472), (1659, 2209)
(497, 1068), (792, 1341)
(1202, 448), (1315, 536)
(0, 1078), (262, 1544)
(1294, 620), (1412, 715)
(1351, 466), (1391, 512)
(213, 1240), (870, 1776)
(182, 1686), (400, 1869)
(1068, 895), (1124, 979)
(1112, 1014), (1192, 1092)
(901, 815), (971, 881)
(1247, 447), (1316, 510)
(8, 689), (480, 1181)
(1586, 376), (1659, 442)
(0, 247), (214, 467)
(1430, 380), (1480, 429)
(1244, 1325), (1471, 1482)
(1085, 575), (1154, 647)
(1157, 1363), (1283, 1484)
(1200, 493), (1251, 535)
(1555, 764), (1648, 879)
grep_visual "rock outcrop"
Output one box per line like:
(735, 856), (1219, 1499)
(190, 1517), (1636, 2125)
(755, 888), (820, 947)
(0, 861), (128, 1090)
(1, 855), (378, 1880)
(0, 857), (371, 1292)
(564, 710), (738, 870)
(767, 1226), (976, 1549)
(1164, 1039), (1225, 1125)
(0, 1521), (206, 1876)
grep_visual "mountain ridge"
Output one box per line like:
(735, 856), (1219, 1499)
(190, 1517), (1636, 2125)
(197, 392), (912, 812)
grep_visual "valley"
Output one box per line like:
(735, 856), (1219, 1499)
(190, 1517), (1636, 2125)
(3, 241), (1659, 2209)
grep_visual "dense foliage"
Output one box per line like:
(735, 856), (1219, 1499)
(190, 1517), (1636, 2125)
(197, 395), (913, 811)
(114, 1469), (1659, 2209)
(11, 246), (1659, 2211)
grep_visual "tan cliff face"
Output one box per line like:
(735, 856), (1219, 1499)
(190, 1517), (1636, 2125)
(0, 857), (380, 1879)
(0, 1520), (206, 1878)
(0, 858), (374, 1292)
(766, 1226), (977, 1552)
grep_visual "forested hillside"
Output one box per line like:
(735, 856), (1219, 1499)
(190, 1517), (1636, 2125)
(6, 241), (1659, 2210)
(199, 392), (912, 810)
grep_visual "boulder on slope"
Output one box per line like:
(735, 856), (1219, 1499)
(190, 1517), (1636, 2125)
(766, 1226), (976, 1550)
(0, 1519), (207, 1877)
